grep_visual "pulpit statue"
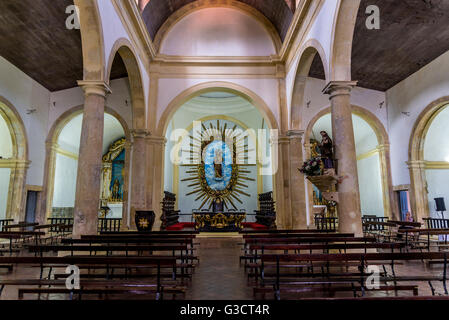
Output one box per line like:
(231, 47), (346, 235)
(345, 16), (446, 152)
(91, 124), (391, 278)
(319, 131), (334, 169)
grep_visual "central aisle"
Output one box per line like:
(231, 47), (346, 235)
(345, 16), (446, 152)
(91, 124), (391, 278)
(186, 235), (253, 300)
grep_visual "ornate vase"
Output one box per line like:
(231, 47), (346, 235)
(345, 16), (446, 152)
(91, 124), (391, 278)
(135, 210), (155, 232)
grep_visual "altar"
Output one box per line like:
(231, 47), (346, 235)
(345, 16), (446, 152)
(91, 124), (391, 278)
(193, 211), (246, 232)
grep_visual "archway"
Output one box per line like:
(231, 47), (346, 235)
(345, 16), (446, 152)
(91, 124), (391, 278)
(305, 106), (394, 219)
(409, 98), (449, 222)
(290, 41), (329, 130)
(75, 0), (105, 81)
(158, 83), (281, 229)
(106, 40), (147, 130)
(41, 106), (130, 225)
(0, 96), (28, 222)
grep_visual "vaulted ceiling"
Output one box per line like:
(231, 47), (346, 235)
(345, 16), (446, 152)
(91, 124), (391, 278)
(0, 0), (127, 92)
(141, 0), (293, 42)
(310, 0), (449, 92)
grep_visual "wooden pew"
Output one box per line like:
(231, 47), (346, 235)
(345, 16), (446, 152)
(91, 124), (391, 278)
(0, 256), (177, 299)
(398, 228), (449, 248)
(257, 252), (449, 299)
(0, 279), (187, 300)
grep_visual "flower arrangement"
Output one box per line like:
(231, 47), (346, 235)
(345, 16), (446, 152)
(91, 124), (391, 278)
(299, 157), (323, 176)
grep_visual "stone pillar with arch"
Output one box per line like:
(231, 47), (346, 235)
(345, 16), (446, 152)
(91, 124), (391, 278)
(73, 81), (111, 238)
(287, 130), (308, 229)
(323, 81), (363, 236)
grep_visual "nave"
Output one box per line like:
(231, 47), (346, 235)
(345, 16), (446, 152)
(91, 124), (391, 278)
(1, 221), (449, 301)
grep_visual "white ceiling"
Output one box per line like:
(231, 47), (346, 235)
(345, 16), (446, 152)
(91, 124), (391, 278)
(58, 113), (125, 155)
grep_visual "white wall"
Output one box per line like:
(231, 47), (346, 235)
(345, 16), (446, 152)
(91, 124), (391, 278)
(0, 56), (50, 186)
(311, 113), (385, 216)
(0, 168), (11, 220)
(387, 49), (449, 186)
(160, 7), (276, 56)
(52, 154), (77, 208)
(303, 77), (387, 131)
(0, 112), (13, 158)
(96, 0), (150, 124)
(285, 0), (339, 117)
(156, 78), (280, 128)
(357, 155), (384, 217)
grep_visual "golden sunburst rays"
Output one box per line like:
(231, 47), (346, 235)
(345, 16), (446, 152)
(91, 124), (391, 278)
(180, 119), (255, 210)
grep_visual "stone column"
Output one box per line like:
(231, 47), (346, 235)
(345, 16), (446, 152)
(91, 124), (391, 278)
(287, 130), (308, 229)
(120, 141), (132, 230)
(323, 81), (363, 236)
(6, 160), (29, 222)
(274, 135), (292, 229)
(407, 160), (429, 223)
(72, 81), (111, 238)
(148, 136), (167, 231)
(129, 129), (151, 230)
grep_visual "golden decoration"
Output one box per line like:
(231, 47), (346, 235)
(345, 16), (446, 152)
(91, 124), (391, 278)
(138, 218), (149, 229)
(181, 120), (254, 210)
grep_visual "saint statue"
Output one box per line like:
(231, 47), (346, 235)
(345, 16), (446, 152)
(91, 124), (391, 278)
(111, 179), (121, 201)
(213, 149), (223, 179)
(319, 131), (334, 169)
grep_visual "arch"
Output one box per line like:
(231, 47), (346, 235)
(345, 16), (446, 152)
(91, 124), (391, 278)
(38, 105), (131, 224)
(329, 0), (360, 81)
(74, 0), (105, 81)
(106, 38), (146, 130)
(0, 96), (29, 221)
(408, 96), (449, 222)
(304, 105), (394, 219)
(157, 81), (279, 137)
(153, 0), (282, 53)
(0, 96), (28, 161)
(156, 82), (280, 228)
(290, 39), (329, 130)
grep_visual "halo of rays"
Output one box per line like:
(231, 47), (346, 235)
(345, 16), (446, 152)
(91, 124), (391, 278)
(181, 120), (255, 210)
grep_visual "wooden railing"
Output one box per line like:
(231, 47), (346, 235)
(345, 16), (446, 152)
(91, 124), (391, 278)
(362, 215), (388, 231)
(423, 217), (449, 229)
(314, 216), (338, 231)
(47, 217), (73, 233)
(47, 217), (121, 233)
(0, 219), (13, 232)
(98, 218), (121, 233)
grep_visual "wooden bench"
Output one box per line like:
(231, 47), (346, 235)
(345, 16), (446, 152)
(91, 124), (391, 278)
(257, 252), (449, 299)
(0, 256), (178, 299)
(0, 279), (187, 300)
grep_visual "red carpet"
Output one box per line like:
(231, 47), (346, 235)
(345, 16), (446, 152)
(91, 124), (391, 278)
(166, 222), (195, 231)
(166, 222), (268, 231)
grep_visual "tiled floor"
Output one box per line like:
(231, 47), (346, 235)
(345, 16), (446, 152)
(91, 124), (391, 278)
(1, 237), (448, 300)
(186, 236), (253, 300)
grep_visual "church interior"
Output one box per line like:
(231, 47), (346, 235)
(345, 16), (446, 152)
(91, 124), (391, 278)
(1, 0), (449, 304)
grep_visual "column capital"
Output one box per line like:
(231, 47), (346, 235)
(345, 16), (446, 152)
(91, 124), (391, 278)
(131, 129), (151, 139)
(77, 80), (112, 98)
(322, 81), (358, 98)
(286, 130), (305, 138)
(407, 160), (426, 169)
(147, 135), (167, 145)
